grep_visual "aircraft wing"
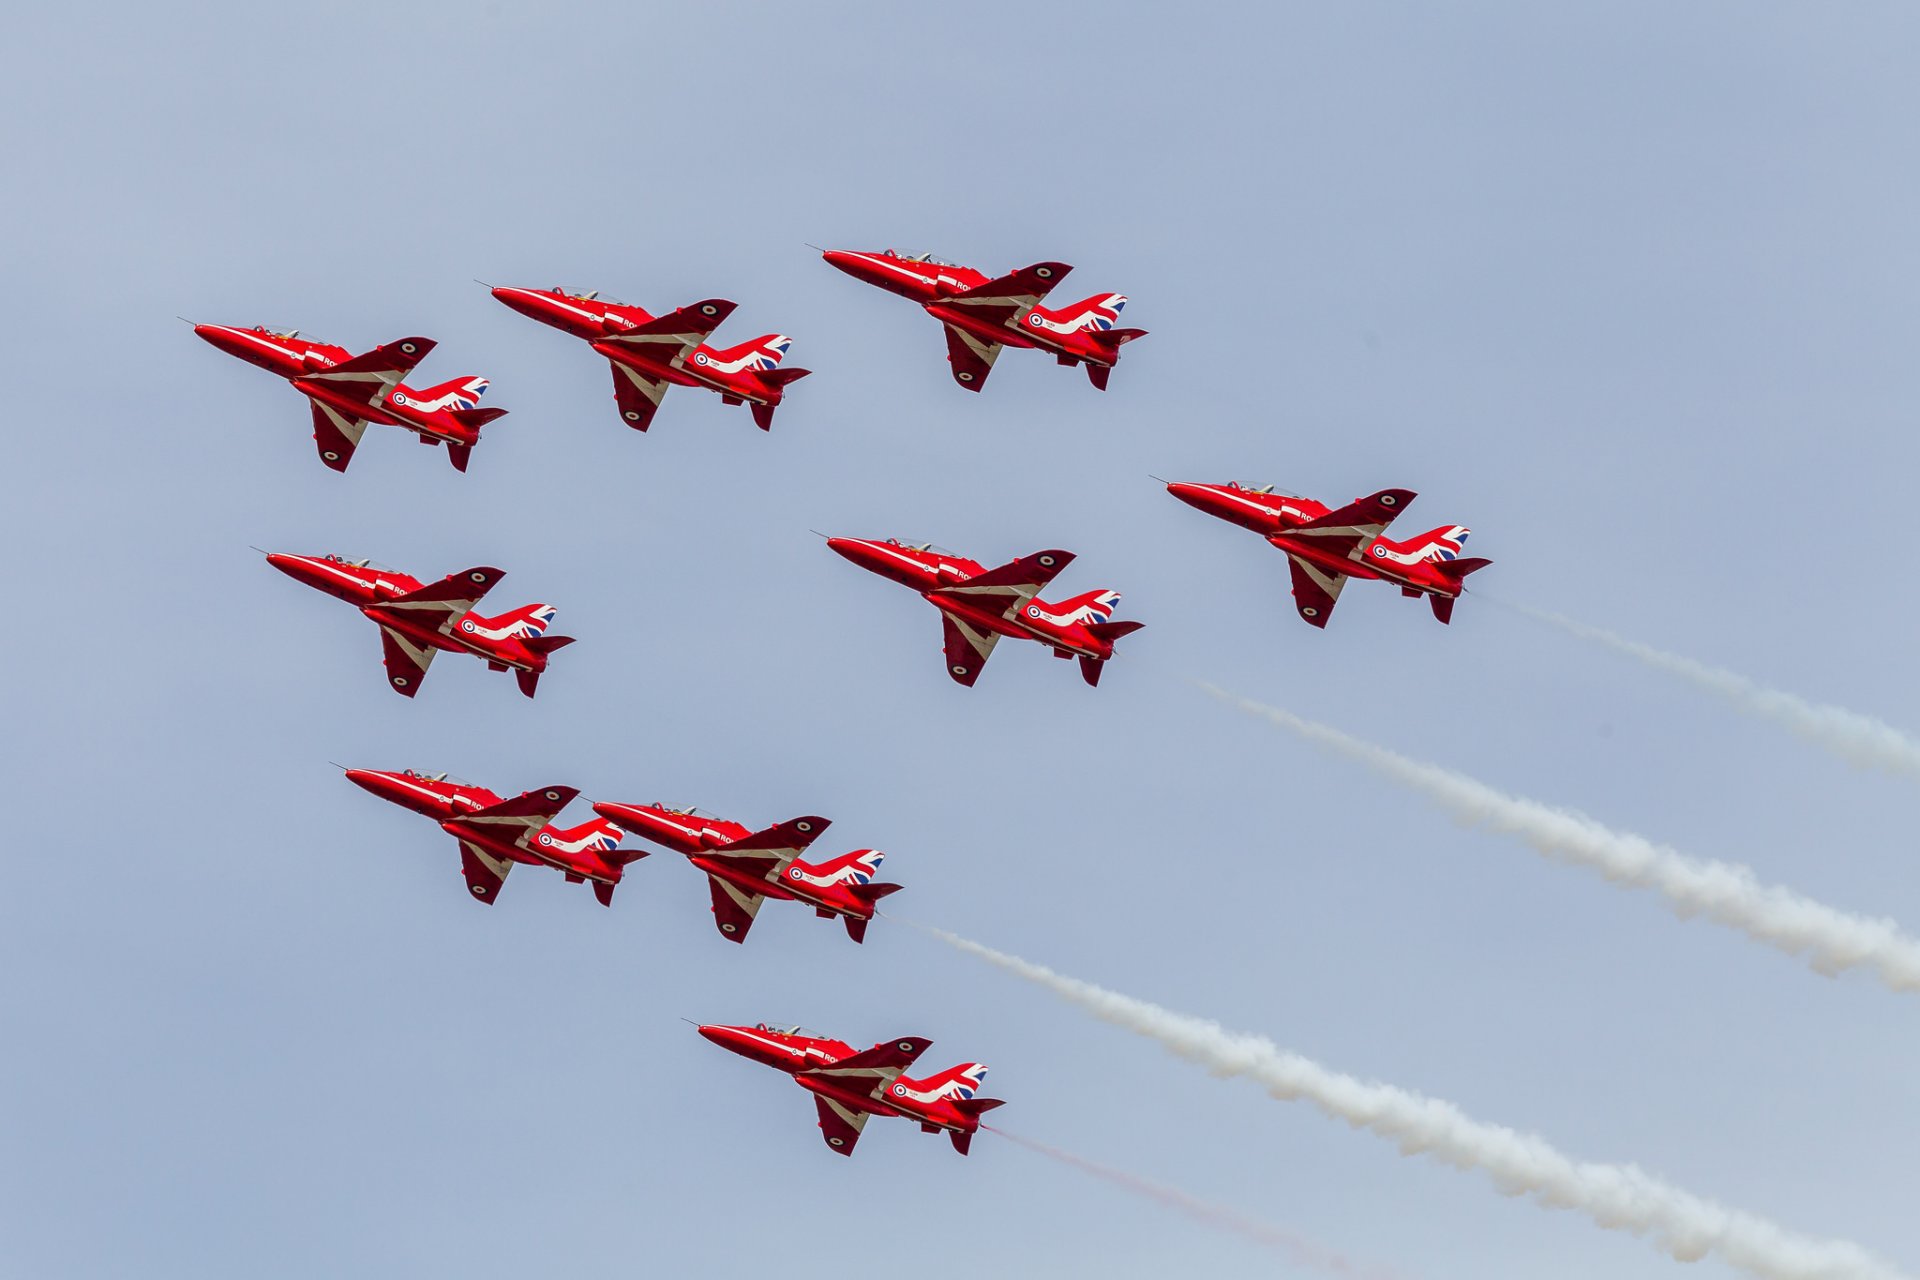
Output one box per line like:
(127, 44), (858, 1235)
(706, 816), (831, 880)
(608, 361), (668, 431)
(364, 566), (507, 638)
(946, 261), (1072, 323)
(1285, 556), (1348, 629)
(939, 613), (998, 686)
(812, 1094), (872, 1156)
(599, 298), (738, 373)
(309, 401), (368, 473)
(942, 324), (1002, 391)
(378, 625), (439, 696)
(705, 875), (764, 942)
(798, 1037), (932, 1107)
(298, 336), (436, 407)
(458, 840), (514, 903)
(928, 550), (1075, 620)
(443, 786), (581, 854)
(1287, 489), (1417, 561)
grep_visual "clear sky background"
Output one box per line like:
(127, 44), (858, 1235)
(5, 4), (1918, 1278)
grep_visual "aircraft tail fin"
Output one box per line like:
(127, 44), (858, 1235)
(1430, 595), (1457, 625)
(1086, 363), (1110, 390)
(408, 375), (490, 411)
(592, 880), (616, 907)
(469, 602), (556, 640)
(446, 442), (472, 472)
(750, 401), (775, 431)
(843, 915), (870, 944)
(515, 669), (540, 698)
(949, 1129), (974, 1156)
(1048, 588), (1121, 626)
(708, 332), (792, 371)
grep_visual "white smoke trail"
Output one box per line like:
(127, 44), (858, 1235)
(989, 1126), (1404, 1280)
(1510, 604), (1920, 780)
(1201, 683), (1920, 993)
(922, 926), (1910, 1280)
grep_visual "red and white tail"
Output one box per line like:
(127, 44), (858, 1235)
(701, 333), (792, 374)
(408, 375), (491, 412)
(1031, 292), (1128, 333)
(460, 602), (556, 641)
(1040, 588), (1122, 627)
(900, 1062), (990, 1104)
(539, 817), (625, 858)
(801, 848), (887, 886)
(1370, 525), (1471, 566)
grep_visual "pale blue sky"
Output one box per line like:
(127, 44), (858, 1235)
(5, 4), (1919, 1278)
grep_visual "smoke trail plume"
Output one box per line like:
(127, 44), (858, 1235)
(990, 1127), (1402, 1279)
(922, 926), (1910, 1280)
(1510, 604), (1920, 780)
(1201, 684), (1920, 993)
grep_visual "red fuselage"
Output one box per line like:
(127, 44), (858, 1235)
(822, 249), (1131, 369)
(193, 324), (483, 446)
(697, 1024), (988, 1142)
(345, 768), (629, 886)
(826, 537), (1123, 662)
(1167, 482), (1471, 599)
(596, 802), (886, 924)
(489, 286), (795, 410)
(265, 553), (557, 676)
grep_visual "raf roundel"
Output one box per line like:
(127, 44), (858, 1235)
(1036, 266), (1054, 278)
(1302, 607), (1320, 619)
(392, 675), (410, 687)
(469, 571), (488, 584)
(789, 867), (803, 880)
(695, 352), (709, 365)
(471, 885), (487, 897)
(400, 342), (417, 354)
(1039, 554), (1056, 567)
(1381, 493), (1398, 506)
(461, 619), (477, 632)
(951, 664), (969, 676)
(624, 410), (641, 421)
(828, 1137), (845, 1147)
(721, 922), (738, 934)
(893, 1083), (908, 1096)
(1372, 545), (1387, 558)
(1029, 313), (1044, 326)
(700, 304), (717, 316)
(544, 790), (562, 802)
(1027, 605), (1042, 618)
(538, 833), (553, 846)
(322, 451), (339, 462)
(957, 371), (975, 382)
(896, 1041), (916, 1053)
(797, 821), (813, 833)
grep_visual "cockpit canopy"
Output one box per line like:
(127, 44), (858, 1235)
(403, 768), (477, 787)
(553, 286), (623, 305)
(755, 1022), (822, 1038)
(254, 325), (302, 339)
(321, 554), (397, 572)
(884, 537), (958, 556)
(1227, 482), (1283, 495)
(883, 250), (952, 266)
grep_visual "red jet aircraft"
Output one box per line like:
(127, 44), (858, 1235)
(593, 803), (901, 944)
(820, 249), (1145, 391)
(488, 285), (808, 432)
(827, 538), (1143, 687)
(1166, 482), (1492, 627)
(264, 553), (574, 697)
(697, 1023), (1004, 1156)
(344, 768), (643, 904)
(192, 324), (507, 472)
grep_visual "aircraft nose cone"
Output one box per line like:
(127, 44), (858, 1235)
(1165, 481), (1218, 509)
(343, 768), (390, 796)
(696, 1024), (752, 1057)
(821, 250), (886, 286)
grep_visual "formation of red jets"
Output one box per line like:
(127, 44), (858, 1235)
(203, 246), (1491, 1158)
